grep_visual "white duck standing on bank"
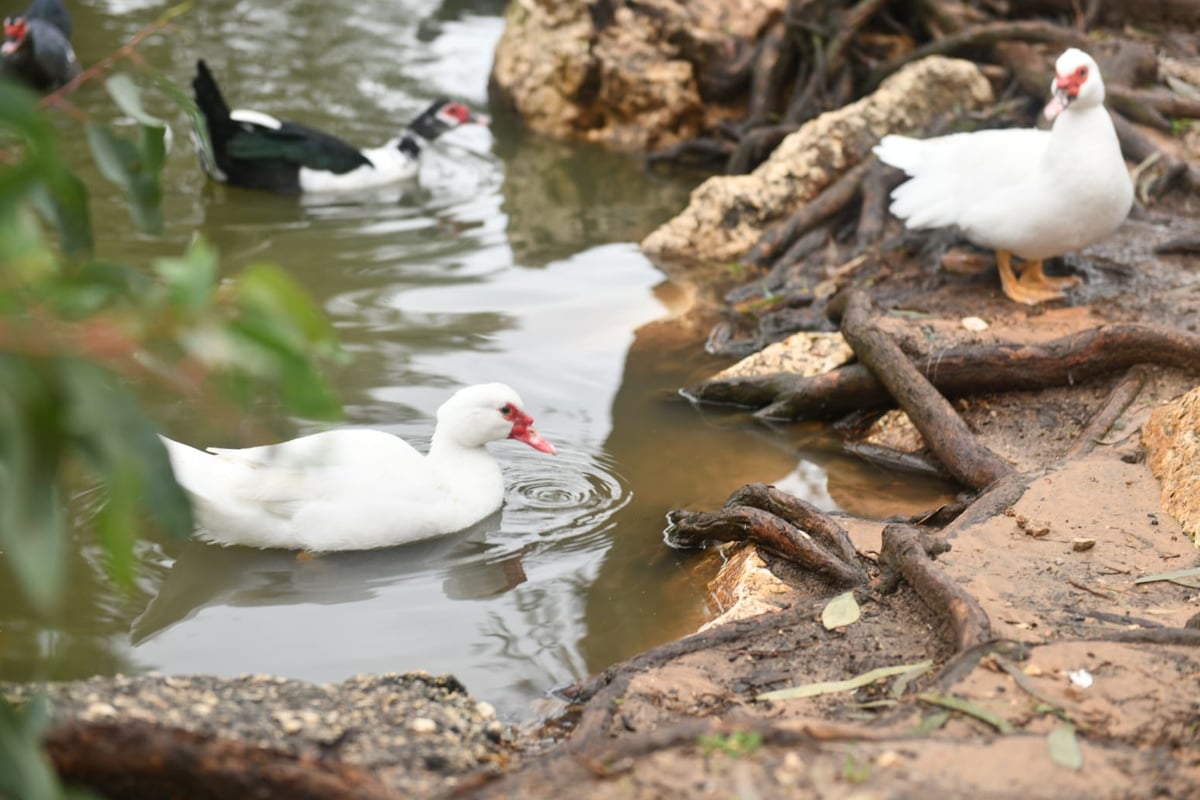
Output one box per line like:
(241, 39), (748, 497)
(160, 384), (556, 552)
(874, 48), (1133, 305)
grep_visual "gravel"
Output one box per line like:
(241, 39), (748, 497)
(5, 671), (512, 796)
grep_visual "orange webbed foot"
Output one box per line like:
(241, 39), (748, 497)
(996, 252), (1074, 305)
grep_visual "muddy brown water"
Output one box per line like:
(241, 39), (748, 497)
(0, 0), (954, 720)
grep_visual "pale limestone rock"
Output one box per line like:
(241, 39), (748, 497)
(861, 409), (926, 454)
(641, 56), (994, 262)
(490, 0), (784, 149)
(1142, 386), (1200, 544)
(710, 331), (854, 382)
(700, 545), (795, 631)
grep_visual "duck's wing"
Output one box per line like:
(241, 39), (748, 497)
(22, 18), (78, 87)
(224, 114), (372, 175)
(202, 430), (425, 525)
(880, 128), (1051, 230)
(208, 428), (422, 472)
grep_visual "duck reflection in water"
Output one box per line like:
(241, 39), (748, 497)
(131, 510), (527, 646)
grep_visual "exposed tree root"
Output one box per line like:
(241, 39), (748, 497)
(665, 505), (865, 586)
(687, 323), (1200, 420)
(558, 603), (813, 747)
(878, 523), (992, 652)
(786, 0), (891, 124)
(840, 291), (1015, 490)
(581, 716), (886, 775)
(725, 483), (862, 568)
(744, 160), (872, 267)
(1063, 365), (1148, 459)
(866, 19), (1088, 89)
(1084, 628), (1200, 646)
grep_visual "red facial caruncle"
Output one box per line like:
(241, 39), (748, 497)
(500, 403), (556, 454)
(4, 17), (27, 43)
(1055, 64), (1089, 99)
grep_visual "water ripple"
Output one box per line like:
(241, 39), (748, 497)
(501, 448), (629, 551)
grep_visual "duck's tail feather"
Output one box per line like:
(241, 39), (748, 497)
(159, 434), (223, 503)
(190, 59), (234, 180)
(874, 135), (963, 230)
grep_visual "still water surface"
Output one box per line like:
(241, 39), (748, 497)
(0, 0), (950, 719)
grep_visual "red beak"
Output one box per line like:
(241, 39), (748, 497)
(509, 417), (556, 455)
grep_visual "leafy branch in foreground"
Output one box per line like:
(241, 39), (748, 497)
(0, 73), (344, 614)
(2, 7), (350, 795)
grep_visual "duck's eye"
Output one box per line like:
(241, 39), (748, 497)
(500, 404), (513, 416)
(1076, 65), (1088, 78)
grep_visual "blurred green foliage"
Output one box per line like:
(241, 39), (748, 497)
(0, 65), (343, 798)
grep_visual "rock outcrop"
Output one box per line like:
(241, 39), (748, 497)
(489, 0), (784, 149)
(1143, 385), (1200, 543)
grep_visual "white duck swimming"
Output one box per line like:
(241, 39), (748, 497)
(160, 383), (556, 552)
(874, 48), (1133, 305)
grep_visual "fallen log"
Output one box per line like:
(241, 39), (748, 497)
(44, 720), (397, 800)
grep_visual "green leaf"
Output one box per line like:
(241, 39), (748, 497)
(85, 124), (163, 235)
(236, 263), (341, 354)
(227, 318), (342, 419)
(53, 261), (158, 317)
(58, 359), (193, 544)
(154, 236), (218, 309)
(1134, 566), (1200, 588)
(0, 695), (60, 800)
(224, 263), (344, 419)
(1047, 724), (1083, 770)
(889, 660), (935, 699)
(0, 357), (70, 615)
(915, 692), (1015, 734)
(910, 709), (951, 735)
(150, 67), (217, 173)
(0, 79), (92, 257)
(756, 660), (933, 702)
(30, 169), (93, 260)
(0, 204), (55, 286)
(0, 159), (42, 228)
(93, 459), (141, 586)
(821, 590), (861, 630)
(0, 79), (45, 133)
(104, 73), (169, 185)
(104, 73), (167, 128)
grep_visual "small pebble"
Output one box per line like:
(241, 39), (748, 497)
(1071, 537), (1096, 552)
(410, 717), (438, 734)
(274, 711), (304, 734)
(83, 702), (117, 720)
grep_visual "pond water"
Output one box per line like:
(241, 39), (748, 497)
(0, 0), (951, 719)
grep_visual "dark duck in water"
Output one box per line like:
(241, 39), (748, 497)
(2, 0), (80, 91)
(190, 59), (489, 195)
